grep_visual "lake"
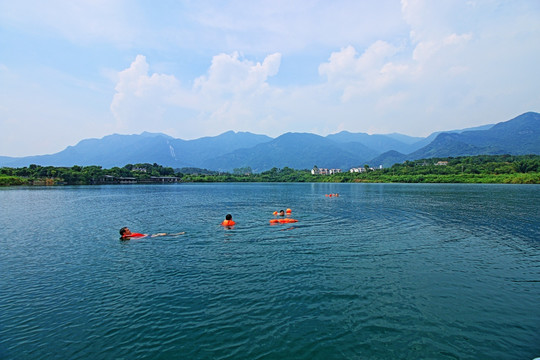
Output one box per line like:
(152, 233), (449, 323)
(0, 183), (539, 359)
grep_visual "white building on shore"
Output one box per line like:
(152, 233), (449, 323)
(349, 167), (366, 173)
(311, 167), (342, 175)
(349, 165), (383, 173)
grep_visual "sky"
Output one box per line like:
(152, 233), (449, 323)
(1, 0), (539, 157)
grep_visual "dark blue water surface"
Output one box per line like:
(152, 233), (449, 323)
(1, 183), (539, 359)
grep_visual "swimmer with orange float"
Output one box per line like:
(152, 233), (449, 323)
(272, 208), (292, 216)
(119, 227), (185, 240)
(221, 214), (236, 227)
(270, 208), (297, 224)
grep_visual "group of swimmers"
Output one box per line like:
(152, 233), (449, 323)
(222, 209), (298, 227)
(269, 208), (297, 224)
(121, 208), (298, 239)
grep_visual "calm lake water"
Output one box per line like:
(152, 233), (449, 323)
(0, 183), (539, 359)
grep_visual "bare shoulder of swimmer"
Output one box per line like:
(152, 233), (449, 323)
(150, 232), (185, 237)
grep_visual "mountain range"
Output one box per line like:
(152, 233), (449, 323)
(1, 112), (539, 171)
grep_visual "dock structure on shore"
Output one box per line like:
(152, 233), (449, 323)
(98, 175), (179, 184)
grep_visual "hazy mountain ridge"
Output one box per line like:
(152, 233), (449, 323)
(202, 132), (365, 172)
(326, 131), (422, 154)
(1, 112), (538, 171)
(373, 112), (540, 167)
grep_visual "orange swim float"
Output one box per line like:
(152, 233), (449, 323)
(221, 220), (236, 226)
(281, 218), (297, 223)
(270, 218), (298, 224)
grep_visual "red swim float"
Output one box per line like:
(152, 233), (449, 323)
(122, 232), (146, 239)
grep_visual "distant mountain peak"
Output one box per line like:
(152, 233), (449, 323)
(139, 131), (174, 139)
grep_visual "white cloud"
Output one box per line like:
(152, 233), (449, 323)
(110, 55), (194, 132)
(318, 41), (404, 102)
(194, 52), (281, 97)
(412, 33), (472, 63)
(110, 53), (283, 138)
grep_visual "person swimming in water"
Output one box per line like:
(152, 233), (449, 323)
(221, 214), (236, 227)
(119, 227), (184, 240)
(119, 227), (146, 239)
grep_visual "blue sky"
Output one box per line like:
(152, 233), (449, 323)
(1, 0), (539, 156)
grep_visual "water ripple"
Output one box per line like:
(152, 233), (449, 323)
(1, 184), (539, 359)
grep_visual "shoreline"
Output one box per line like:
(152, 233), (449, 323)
(2, 155), (540, 186)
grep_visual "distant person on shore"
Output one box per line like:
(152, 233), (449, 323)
(221, 214), (236, 227)
(119, 227), (184, 240)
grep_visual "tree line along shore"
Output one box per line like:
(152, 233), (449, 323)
(1, 155), (539, 186)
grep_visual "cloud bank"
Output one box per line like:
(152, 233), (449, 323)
(1, 0), (539, 156)
(109, 0), (540, 140)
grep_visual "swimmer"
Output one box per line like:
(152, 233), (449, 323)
(221, 214), (236, 227)
(119, 227), (146, 239)
(278, 210), (285, 216)
(119, 227), (184, 240)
